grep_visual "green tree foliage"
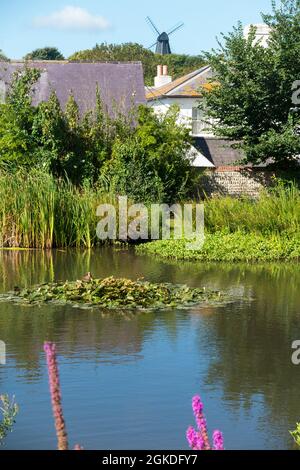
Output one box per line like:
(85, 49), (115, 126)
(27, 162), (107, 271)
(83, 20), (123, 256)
(69, 42), (205, 86)
(201, 0), (300, 167)
(24, 47), (65, 61)
(0, 68), (194, 201)
(103, 105), (196, 203)
(0, 50), (9, 62)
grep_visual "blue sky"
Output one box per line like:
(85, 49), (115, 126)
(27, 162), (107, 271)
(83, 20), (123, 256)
(1, 0), (273, 59)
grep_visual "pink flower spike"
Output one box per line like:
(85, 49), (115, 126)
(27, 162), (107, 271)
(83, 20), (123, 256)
(44, 341), (69, 451)
(213, 430), (224, 450)
(186, 426), (198, 450)
(192, 395), (203, 417)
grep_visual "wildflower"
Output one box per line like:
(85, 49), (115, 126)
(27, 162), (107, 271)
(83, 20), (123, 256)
(213, 430), (224, 451)
(187, 395), (224, 451)
(44, 342), (69, 451)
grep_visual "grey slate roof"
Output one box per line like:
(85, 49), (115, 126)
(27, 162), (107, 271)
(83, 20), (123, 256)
(193, 137), (245, 167)
(193, 137), (270, 168)
(0, 61), (146, 116)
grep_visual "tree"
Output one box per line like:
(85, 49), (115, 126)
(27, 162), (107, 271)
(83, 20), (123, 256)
(69, 42), (205, 86)
(102, 105), (196, 203)
(0, 50), (9, 61)
(201, 0), (300, 168)
(24, 47), (64, 61)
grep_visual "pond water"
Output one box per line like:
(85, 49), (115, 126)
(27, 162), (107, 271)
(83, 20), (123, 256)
(0, 248), (299, 450)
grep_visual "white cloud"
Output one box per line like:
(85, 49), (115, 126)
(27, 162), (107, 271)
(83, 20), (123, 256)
(33, 6), (110, 31)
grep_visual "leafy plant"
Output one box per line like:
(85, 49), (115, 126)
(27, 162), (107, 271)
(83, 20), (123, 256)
(104, 105), (197, 203)
(291, 423), (300, 447)
(136, 231), (300, 262)
(0, 395), (19, 444)
(1, 276), (228, 310)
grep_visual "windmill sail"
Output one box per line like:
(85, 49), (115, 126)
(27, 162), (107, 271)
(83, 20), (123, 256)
(146, 16), (184, 55)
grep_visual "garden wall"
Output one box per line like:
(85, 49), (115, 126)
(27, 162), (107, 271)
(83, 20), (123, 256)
(200, 167), (276, 198)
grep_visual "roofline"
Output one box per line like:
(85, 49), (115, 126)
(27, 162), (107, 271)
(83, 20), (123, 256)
(5, 60), (143, 65)
(167, 65), (211, 95)
(146, 65), (211, 101)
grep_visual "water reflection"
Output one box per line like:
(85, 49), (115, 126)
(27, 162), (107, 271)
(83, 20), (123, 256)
(0, 248), (299, 449)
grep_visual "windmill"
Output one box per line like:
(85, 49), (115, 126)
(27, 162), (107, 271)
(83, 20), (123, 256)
(146, 16), (184, 55)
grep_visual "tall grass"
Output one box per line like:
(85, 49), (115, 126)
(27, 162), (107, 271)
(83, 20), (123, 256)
(0, 170), (114, 248)
(204, 183), (300, 235)
(0, 170), (299, 249)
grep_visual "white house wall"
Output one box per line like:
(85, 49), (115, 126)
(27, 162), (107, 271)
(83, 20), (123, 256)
(148, 96), (214, 137)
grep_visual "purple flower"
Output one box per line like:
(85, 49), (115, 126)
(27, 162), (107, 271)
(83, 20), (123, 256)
(192, 395), (203, 417)
(186, 426), (198, 449)
(44, 341), (69, 451)
(186, 395), (224, 451)
(213, 430), (224, 451)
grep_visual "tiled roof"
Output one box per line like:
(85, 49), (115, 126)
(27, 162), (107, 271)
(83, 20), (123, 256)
(0, 61), (146, 116)
(146, 65), (213, 101)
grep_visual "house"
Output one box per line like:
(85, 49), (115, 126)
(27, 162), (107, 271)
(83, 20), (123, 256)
(0, 61), (146, 116)
(146, 63), (274, 197)
(243, 23), (271, 48)
(146, 64), (213, 137)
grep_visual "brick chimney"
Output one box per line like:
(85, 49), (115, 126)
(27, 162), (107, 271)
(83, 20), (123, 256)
(154, 65), (172, 88)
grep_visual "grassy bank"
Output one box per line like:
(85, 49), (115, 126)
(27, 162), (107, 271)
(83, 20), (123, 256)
(136, 232), (300, 262)
(136, 183), (300, 263)
(204, 183), (300, 236)
(1, 170), (300, 257)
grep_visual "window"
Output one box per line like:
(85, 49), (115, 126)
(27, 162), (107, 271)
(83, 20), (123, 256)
(192, 107), (210, 135)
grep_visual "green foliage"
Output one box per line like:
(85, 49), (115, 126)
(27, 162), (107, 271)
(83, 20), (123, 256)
(136, 231), (300, 262)
(0, 68), (133, 184)
(204, 181), (300, 235)
(0, 395), (19, 444)
(201, 0), (300, 167)
(103, 105), (196, 203)
(1, 276), (228, 310)
(69, 42), (205, 86)
(24, 47), (65, 61)
(291, 423), (300, 447)
(0, 67), (194, 203)
(137, 182), (300, 262)
(0, 67), (41, 165)
(0, 50), (9, 62)
(0, 169), (115, 248)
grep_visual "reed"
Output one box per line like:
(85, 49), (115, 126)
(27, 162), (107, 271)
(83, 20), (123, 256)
(0, 170), (115, 249)
(204, 182), (300, 236)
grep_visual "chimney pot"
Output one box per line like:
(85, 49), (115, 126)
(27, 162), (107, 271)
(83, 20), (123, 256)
(157, 65), (163, 76)
(162, 65), (168, 76)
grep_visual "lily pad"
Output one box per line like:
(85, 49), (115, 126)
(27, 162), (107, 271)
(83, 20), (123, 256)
(0, 276), (230, 312)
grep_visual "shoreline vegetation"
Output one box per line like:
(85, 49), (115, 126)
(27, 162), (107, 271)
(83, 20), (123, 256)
(0, 169), (299, 262)
(136, 232), (300, 263)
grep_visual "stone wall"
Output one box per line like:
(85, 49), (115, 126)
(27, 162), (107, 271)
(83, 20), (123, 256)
(200, 167), (276, 198)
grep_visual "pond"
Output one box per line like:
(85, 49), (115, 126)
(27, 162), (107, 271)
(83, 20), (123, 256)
(0, 248), (299, 450)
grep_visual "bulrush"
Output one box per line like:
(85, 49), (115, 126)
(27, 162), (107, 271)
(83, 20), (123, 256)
(44, 342), (69, 451)
(186, 395), (224, 451)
